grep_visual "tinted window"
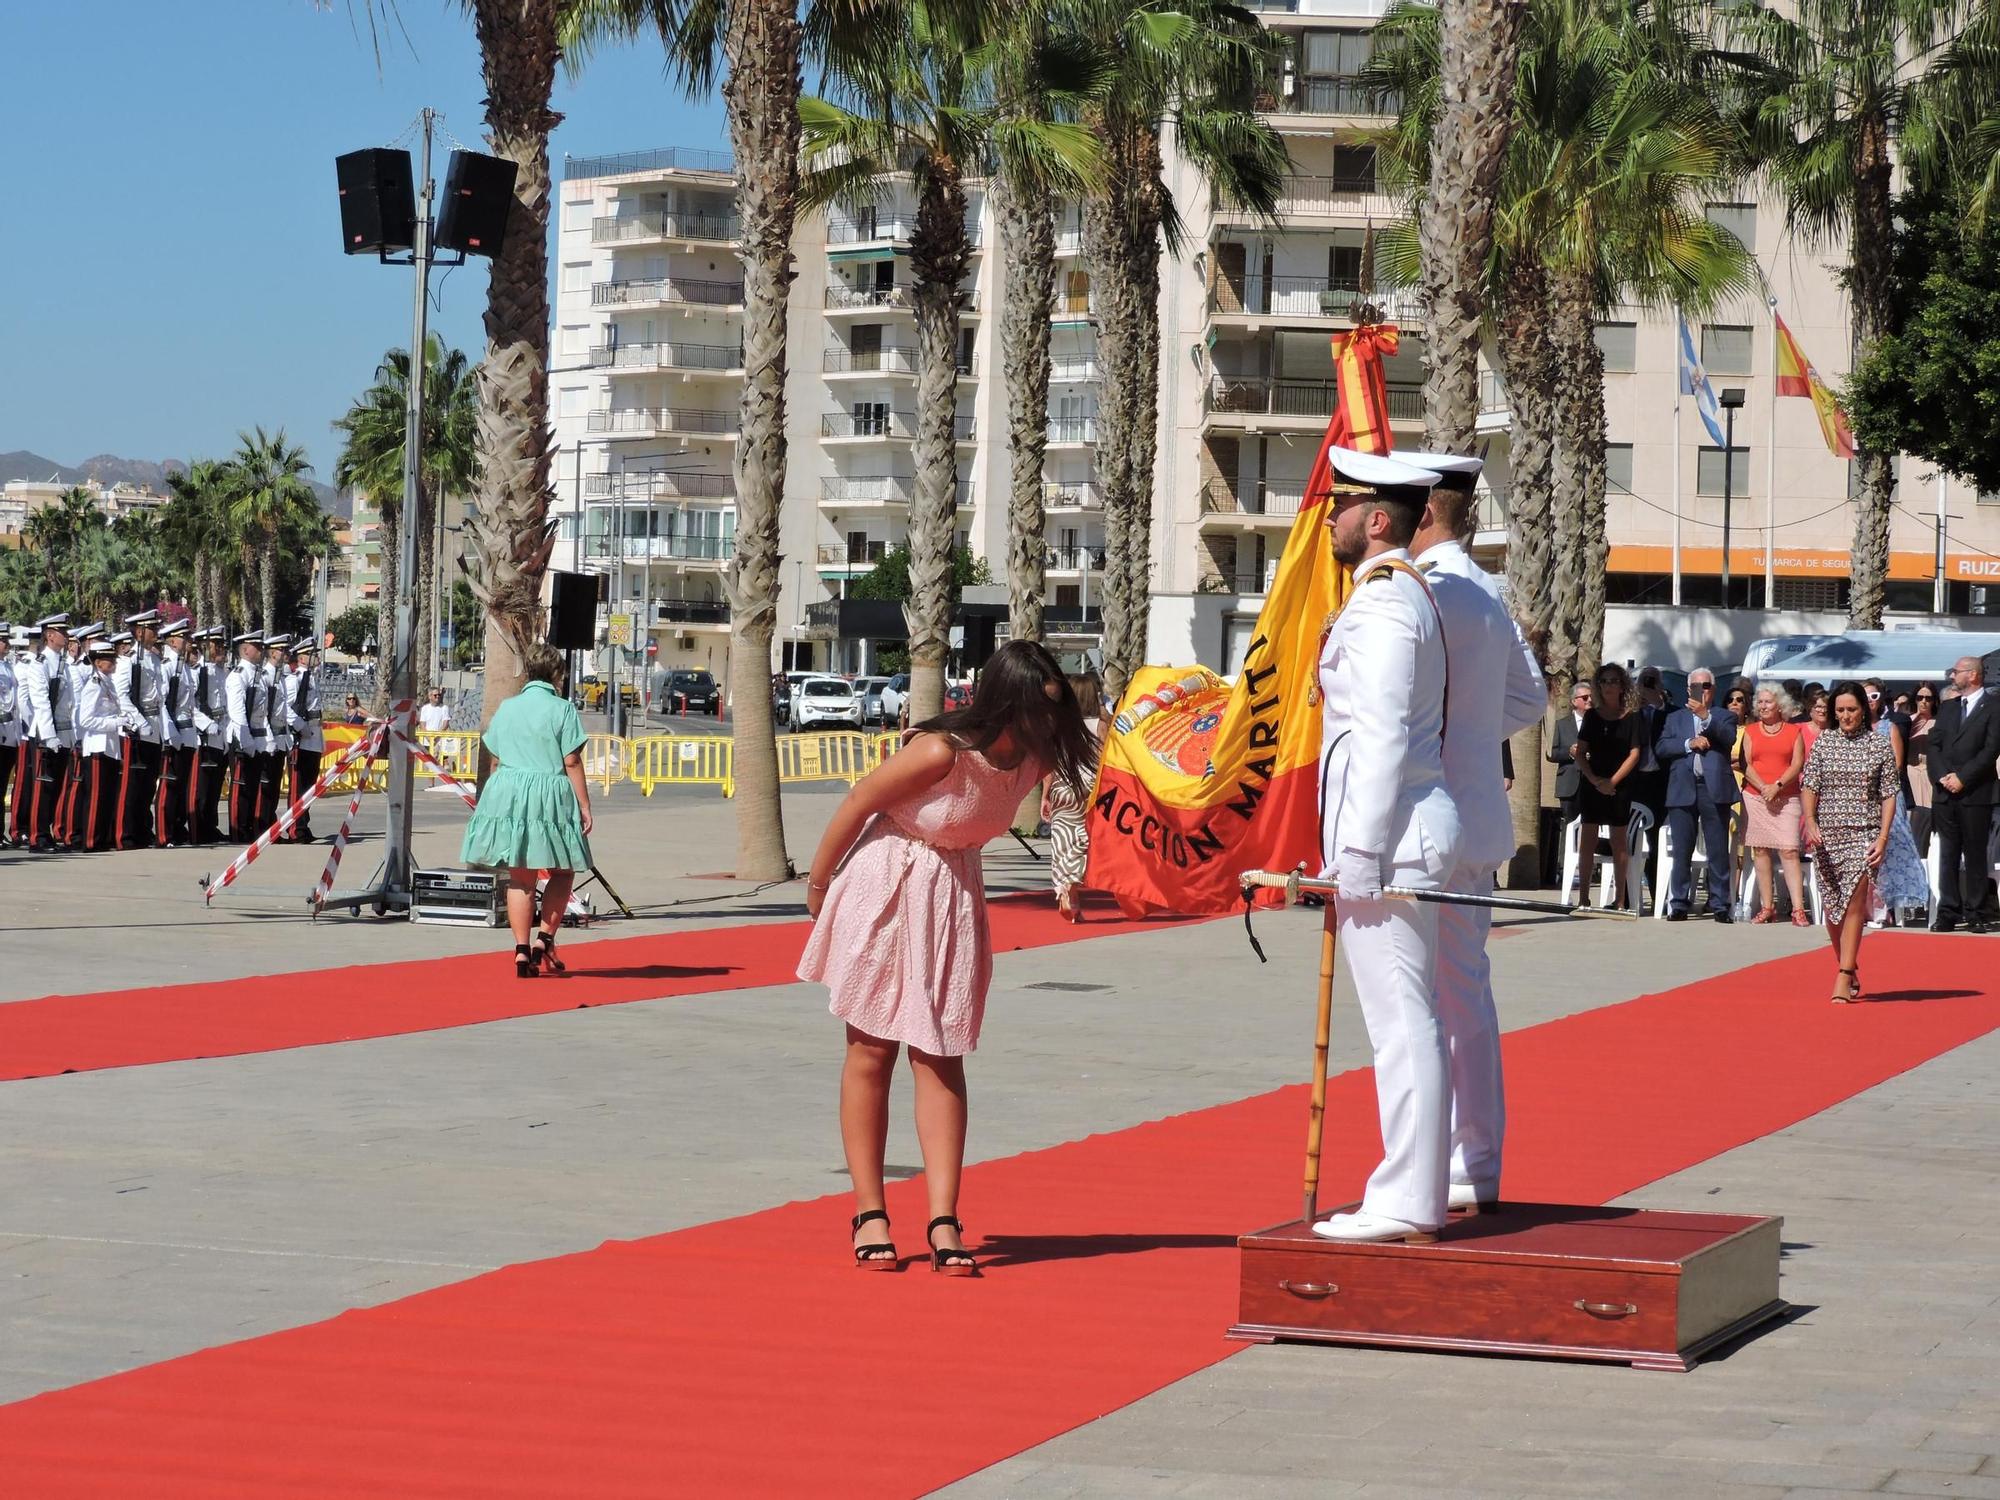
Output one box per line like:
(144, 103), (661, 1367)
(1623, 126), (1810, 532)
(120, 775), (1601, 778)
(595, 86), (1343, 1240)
(803, 679), (851, 696)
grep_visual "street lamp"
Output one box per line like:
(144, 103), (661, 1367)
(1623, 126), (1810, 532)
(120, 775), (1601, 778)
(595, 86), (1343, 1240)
(1719, 387), (1746, 606)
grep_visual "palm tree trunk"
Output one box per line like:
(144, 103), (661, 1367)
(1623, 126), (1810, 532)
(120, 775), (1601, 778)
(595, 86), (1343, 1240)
(1548, 269), (1605, 689)
(721, 0), (802, 882)
(996, 168), (1056, 642)
(905, 174), (974, 727)
(260, 539), (278, 639)
(1085, 120), (1165, 704)
(373, 504), (400, 716)
(414, 487), (436, 699)
(464, 2), (562, 743)
(1418, 0), (1529, 451)
(1847, 108), (1897, 629)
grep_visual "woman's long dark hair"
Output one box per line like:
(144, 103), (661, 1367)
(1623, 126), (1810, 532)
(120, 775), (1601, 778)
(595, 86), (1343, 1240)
(913, 639), (1098, 790)
(1828, 680), (1870, 731)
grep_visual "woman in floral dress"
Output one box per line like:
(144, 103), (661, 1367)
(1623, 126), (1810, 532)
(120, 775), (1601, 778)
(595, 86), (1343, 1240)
(1801, 682), (1899, 1003)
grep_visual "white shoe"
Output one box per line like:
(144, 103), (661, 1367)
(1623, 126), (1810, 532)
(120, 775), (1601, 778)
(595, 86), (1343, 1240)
(1448, 1182), (1498, 1213)
(1310, 1210), (1439, 1244)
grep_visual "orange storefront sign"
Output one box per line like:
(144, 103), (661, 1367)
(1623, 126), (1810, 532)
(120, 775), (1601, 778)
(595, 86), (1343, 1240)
(1607, 545), (1939, 581)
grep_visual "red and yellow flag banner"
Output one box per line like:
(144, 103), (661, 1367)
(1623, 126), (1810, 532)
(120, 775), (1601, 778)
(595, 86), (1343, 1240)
(1772, 305), (1856, 460)
(1083, 324), (1399, 914)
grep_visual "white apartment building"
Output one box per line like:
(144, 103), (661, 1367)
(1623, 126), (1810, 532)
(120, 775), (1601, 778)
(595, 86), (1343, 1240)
(554, 7), (2000, 690)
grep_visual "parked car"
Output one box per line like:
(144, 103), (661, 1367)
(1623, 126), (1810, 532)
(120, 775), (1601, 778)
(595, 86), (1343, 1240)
(779, 670), (819, 729)
(663, 669), (720, 715)
(852, 675), (890, 725)
(577, 675), (639, 711)
(794, 676), (862, 731)
(878, 673), (910, 724)
(944, 681), (974, 710)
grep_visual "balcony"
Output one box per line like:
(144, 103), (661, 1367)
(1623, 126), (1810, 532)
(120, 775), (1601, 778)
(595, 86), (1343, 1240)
(654, 597), (731, 625)
(1199, 480), (1306, 522)
(586, 407), (740, 439)
(820, 476), (973, 508)
(1260, 76), (1398, 118)
(1046, 418), (1098, 446)
(820, 412), (977, 442)
(590, 276), (745, 309)
(1047, 545), (1107, 572)
(822, 347), (977, 378)
(1473, 483), (1510, 536)
(824, 284), (979, 313)
(1049, 356), (1099, 383)
(590, 211), (740, 245)
(587, 341), (744, 374)
(1210, 569), (1271, 595)
(1227, 175), (1399, 222)
(585, 470), (734, 501)
(1044, 482), (1103, 512)
(1204, 377), (1424, 425)
(1051, 291), (1097, 322)
(565, 147), (734, 181)
(1208, 276), (1423, 324)
(817, 540), (891, 570)
(583, 534), (734, 564)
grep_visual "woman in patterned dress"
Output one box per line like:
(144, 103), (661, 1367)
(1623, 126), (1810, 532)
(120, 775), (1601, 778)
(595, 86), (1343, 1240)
(1040, 672), (1103, 920)
(1801, 682), (1899, 1003)
(799, 641), (1097, 1274)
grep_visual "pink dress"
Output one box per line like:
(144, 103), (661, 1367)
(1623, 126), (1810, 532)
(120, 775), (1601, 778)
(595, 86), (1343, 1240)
(798, 739), (1046, 1055)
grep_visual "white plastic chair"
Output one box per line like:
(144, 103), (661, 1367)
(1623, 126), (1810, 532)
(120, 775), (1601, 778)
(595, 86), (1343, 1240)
(1560, 817), (1619, 908)
(1625, 804), (1656, 916)
(1738, 849), (1822, 924)
(1652, 817), (1712, 919)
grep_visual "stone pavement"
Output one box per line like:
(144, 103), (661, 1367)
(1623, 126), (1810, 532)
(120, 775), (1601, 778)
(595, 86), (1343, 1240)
(1, 781), (1994, 1497)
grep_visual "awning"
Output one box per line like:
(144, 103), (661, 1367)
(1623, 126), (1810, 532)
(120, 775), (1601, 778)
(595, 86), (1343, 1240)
(827, 246), (903, 263)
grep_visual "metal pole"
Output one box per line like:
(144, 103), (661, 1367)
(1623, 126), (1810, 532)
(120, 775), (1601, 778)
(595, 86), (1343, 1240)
(1671, 371), (1683, 606)
(1721, 405), (1735, 608)
(1764, 301), (1778, 608)
(1936, 471), (1949, 616)
(382, 107), (434, 905)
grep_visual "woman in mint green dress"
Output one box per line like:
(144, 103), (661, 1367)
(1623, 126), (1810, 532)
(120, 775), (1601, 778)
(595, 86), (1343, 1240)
(461, 644), (594, 977)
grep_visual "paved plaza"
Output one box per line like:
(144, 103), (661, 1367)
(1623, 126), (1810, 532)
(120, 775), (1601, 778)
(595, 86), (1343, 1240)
(1, 783), (1996, 1498)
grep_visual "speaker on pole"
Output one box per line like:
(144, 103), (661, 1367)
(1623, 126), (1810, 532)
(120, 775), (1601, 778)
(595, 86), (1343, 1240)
(334, 148), (416, 255)
(548, 571), (602, 651)
(435, 150), (518, 258)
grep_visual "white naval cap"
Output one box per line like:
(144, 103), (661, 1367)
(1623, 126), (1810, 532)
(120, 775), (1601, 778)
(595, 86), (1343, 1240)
(34, 612), (70, 632)
(1325, 445), (1439, 505)
(74, 621), (107, 641)
(159, 618), (190, 639)
(87, 639), (118, 660)
(232, 631), (265, 648)
(124, 608), (162, 628)
(1391, 450), (1483, 492)
(109, 631), (134, 647)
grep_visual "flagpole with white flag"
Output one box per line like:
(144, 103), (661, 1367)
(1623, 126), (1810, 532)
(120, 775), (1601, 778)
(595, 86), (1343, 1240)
(1671, 338), (1683, 606)
(1764, 296), (1779, 605)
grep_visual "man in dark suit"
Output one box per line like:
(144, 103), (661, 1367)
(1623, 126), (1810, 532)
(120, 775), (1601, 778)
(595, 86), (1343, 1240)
(1656, 669), (1739, 921)
(1928, 656), (2000, 932)
(1546, 681), (1590, 826)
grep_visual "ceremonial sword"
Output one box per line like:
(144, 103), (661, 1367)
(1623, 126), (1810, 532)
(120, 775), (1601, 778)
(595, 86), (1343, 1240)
(1239, 867), (1643, 920)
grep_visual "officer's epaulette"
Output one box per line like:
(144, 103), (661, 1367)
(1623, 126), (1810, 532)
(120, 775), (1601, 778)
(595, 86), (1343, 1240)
(1363, 568), (1396, 583)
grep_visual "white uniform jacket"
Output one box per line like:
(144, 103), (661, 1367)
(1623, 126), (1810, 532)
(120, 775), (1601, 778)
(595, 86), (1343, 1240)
(76, 669), (126, 756)
(0, 654), (18, 750)
(21, 647), (71, 748)
(1414, 540), (1546, 873)
(285, 665), (325, 753)
(263, 664), (291, 754)
(1318, 547), (1460, 888)
(226, 660), (271, 753)
(162, 647), (200, 750)
(114, 648), (165, 742)
(192, 659), (229, 750)
(67, 656), (93, 744)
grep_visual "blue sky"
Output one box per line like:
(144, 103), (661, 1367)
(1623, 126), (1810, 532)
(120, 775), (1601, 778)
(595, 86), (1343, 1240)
(0, 2), (724, 483)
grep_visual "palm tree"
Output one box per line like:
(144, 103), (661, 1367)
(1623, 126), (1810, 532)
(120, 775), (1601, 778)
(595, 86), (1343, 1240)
(1720, 0), (1959, 629)
(331, 338), (481, 702)
(162, 459), (238, 631)
(1067, 0), (1288, 701)
(227, 427), (319, 638)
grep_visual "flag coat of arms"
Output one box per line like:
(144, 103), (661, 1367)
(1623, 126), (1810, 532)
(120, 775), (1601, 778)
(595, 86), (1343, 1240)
(1771, 302), (1857, 459)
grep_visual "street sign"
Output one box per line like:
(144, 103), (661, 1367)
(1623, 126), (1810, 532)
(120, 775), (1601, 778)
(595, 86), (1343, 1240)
(607, 613), (634, 647)
(646, 640), (659, 656)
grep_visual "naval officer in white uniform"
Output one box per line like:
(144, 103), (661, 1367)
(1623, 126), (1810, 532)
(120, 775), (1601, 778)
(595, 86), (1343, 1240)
(1402, 450), (1546, 1211)
(1313, 447), (1462, 1244)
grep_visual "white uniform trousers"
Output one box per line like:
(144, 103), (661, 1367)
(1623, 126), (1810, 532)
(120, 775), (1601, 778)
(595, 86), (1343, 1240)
(1437, 864), (1505, 1193)
(1342, 892), (1448, 1228)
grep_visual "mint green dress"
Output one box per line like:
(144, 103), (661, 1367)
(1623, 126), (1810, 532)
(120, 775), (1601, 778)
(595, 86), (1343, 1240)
(460, 680), (592, 871)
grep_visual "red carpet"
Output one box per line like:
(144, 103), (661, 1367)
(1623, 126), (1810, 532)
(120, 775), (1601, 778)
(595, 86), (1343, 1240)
(2, 936), (1995, 1496)
(0, 897), (1205, 1081)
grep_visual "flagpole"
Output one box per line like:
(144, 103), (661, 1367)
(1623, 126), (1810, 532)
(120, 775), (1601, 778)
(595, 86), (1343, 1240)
(1671, 371), (1683, 607)
(1764, 296), (1778, 608)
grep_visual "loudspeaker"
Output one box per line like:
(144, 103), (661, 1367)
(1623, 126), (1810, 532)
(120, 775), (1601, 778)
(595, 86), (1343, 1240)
(335, 148), (416, 256)
(548, 571), (602, 651)
(435, 150), (518, 258)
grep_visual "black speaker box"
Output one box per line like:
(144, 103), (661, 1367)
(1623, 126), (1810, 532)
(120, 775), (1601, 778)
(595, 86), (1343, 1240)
(436, 150), (518, 258)
(335, 149), (416, 256)
(548, 571), (603, 651)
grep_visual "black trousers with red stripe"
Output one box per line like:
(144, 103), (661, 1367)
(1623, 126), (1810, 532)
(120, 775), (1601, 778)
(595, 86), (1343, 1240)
(77, 752), (119, 851)
(287, 747), (321, 839)
(193, 746), (226, 844)
(117, 734), (163, 850)
(157, 742), (196, 846)
(29, 743), (71, 847)
(259, 748), (288, 839)
(0, 740), (19, 844)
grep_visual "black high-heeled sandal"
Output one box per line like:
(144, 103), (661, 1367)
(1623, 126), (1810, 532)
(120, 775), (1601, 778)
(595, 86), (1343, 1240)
(927, 1215), (978, 1277)
(1832, 966), (1857, 1004)
(534, 929), (566, 974)
(514, 944), (538, 979)
(851, 1208), (897, 1270)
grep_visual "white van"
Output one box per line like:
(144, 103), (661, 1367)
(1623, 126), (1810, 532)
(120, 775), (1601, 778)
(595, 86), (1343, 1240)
(1742, 630), (2000, 686)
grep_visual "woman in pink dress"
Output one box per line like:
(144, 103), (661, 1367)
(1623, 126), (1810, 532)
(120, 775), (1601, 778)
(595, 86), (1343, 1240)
(799, 641), (1096, 1275)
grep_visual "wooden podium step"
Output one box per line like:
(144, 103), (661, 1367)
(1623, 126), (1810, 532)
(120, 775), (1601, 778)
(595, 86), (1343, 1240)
(1230, 1203), (1784, 1371)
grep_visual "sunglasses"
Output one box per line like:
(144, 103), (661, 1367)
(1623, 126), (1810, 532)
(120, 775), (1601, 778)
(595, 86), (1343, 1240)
(1917, 694), (1936, 702)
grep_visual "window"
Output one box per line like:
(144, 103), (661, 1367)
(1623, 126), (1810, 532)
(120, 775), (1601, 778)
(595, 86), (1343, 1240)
(1701, 324), (1753, 376)
(1329, 243), (1363, 284)
(1605, 443), (1634, 493)
(1594, 322), (1637, 373)
(562, 198), (593, 232)
(560, 261), (591, 294)
(1706, 202), (1757, 255)
(1774, 577), (1843, 612)
(1300, 29), (1370, 76)
(557, 387), (586, 419)
(1697, 445), (1752, 496)
(1978, 490), (2000, 506)
(958, 326), (976, 373)
(1332, 145), (1376, 188)
(559, 324), (589, 356)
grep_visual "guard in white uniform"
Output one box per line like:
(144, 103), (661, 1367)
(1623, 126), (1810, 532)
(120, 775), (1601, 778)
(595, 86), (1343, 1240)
(226, 633), (272, 842)
(18, 614), (74, 852)
(74, 640), (127, 851)
(262, 637), (293, 840)
(1313, 447), (1462, 1244)
(54, 623), (102, 847)
(113, 609), (167, 849)
(0, 625), (19, 846)
(1402, 451), (1547, 1210)
(284, 639), (324, 842)
(190, 629), (230, 845)
(157, 619), (200, 847)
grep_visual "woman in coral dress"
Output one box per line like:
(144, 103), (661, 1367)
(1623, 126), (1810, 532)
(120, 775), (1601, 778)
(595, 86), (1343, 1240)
(799, 641), (1096, 1275)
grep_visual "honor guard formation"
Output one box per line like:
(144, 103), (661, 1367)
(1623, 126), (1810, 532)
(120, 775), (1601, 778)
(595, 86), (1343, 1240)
(2, 611), (324, 853)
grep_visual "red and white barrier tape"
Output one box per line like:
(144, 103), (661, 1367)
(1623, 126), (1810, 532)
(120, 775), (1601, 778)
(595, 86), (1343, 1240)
(390, 727), (479, 809)
(203, 716), (391, 904)
(309, 749), (380, 909)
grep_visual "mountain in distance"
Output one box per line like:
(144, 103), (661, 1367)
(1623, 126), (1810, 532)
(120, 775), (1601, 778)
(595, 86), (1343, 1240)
(0, 450), (347, 517)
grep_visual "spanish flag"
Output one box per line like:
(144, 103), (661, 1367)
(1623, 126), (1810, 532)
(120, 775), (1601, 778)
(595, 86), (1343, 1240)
(1082, 325), (1396, 914)
(1772, 302), (1856, 460)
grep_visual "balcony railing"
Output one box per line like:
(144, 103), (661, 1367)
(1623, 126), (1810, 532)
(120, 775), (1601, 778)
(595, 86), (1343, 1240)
(565, 147), (734, 180)
(1200, 480), (1306, 518)
(1048, 546), (1107, 571)
(1213, 570), (1271, 595)
(588, 341), (743, 373)
(820, 412), (976, 441)
(824, 283), (979, 312)
(1049, 356), (1100, 383)
(817, 541), (891, 567)
(590, 212), (740, 244)
(591, 276), (745, 308)
(655, 597), (731, 624)
(1047, 418), (1099, 445)
(583, 534), (735, 563)
(1473, 483), (1509, 533)
(822, 348), (977, 377)
(1261, 77), (1399, 117)
(820, 476), (973, 506)
(1052, 293), (1097, 319)
(1044, 482), (1103, 511)
(585, 470), (735, 500)
(1205, 377), (1424, 422)
(1479, 368), (1509, 414)
(1266, 175), (1398, 220)
(1207, 276), (1422, 323)
(586, 407), (740, 438)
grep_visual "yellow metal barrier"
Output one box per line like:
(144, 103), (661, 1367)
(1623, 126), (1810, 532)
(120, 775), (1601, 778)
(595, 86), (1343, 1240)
(412, 729), (480, 783)
(630, 735), (736, 797)
(581, 733), (631, 791)
(774, 732), (878, 785)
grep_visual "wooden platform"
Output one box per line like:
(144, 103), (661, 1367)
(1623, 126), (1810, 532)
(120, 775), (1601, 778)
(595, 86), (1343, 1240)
(1230, 1203), (1784, 1371)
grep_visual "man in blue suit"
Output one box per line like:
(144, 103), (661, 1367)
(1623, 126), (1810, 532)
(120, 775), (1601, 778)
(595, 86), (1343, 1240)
(1656, 669), (1739, 921)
